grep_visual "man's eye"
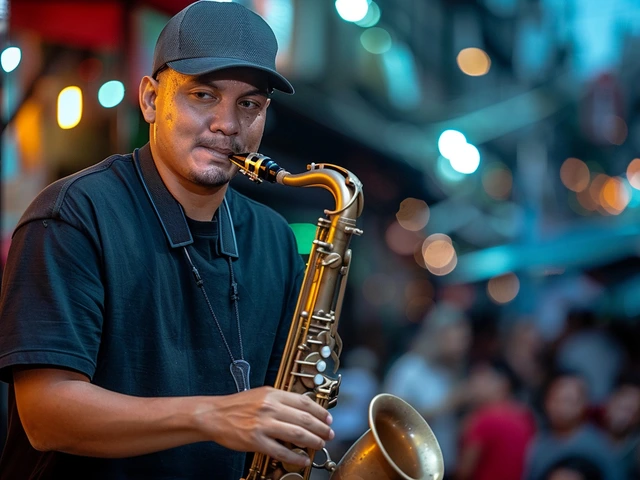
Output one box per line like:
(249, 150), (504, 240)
(194, 92), (213, 99)
(239, 100), (261, 109)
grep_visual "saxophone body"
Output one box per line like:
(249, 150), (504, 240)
(231, 153), (444, 480)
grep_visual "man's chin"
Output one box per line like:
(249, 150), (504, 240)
(189, 168), (233, 188)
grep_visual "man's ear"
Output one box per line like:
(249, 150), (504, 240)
(139, 76), (159, 124)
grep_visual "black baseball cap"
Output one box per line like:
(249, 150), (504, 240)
(152, 1), (294, 94)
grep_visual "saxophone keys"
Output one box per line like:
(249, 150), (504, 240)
(281, 449), (308, 475)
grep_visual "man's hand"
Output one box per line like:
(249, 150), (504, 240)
(197, 386), (334, 467)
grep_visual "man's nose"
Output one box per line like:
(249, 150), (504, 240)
(209, 101), (240, 136)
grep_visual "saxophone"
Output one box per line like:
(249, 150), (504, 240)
(230, 153), (444, 480)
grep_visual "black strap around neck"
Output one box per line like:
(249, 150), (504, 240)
(133, 144), (239, 258)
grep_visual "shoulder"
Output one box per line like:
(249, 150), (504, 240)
(13, 153), (135, 235)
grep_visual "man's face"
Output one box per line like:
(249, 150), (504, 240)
(146, 67), (271, 190)
(604, 385), (640, 436)
(544, 376), (588, 430)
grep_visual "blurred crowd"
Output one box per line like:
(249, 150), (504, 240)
(326, 305), (640, 480)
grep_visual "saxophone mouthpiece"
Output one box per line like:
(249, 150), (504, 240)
(229, 152), (285, 184)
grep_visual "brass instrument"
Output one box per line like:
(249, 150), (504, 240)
(230, 153), (444, 480)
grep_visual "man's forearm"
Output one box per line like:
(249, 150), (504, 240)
(15, 371), (207, 457)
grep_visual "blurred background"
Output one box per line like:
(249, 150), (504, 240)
(2, 0), (640, 479)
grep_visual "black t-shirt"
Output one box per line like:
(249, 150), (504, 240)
(0, 144), (306, 479)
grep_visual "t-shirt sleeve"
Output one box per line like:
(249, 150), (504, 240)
(0, 217), (104, 383)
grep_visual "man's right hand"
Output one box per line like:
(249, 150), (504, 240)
(196, 386), (335, 467)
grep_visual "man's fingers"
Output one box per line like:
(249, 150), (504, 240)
(277, 391), (333, 424)
(271, 404), (334, 441)
(264, 438), (311, 467)
(266, 420), (327, 451)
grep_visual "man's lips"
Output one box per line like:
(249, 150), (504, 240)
(198, 145), (234, 158)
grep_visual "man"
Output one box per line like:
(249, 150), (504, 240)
(0, 2), (334, 479)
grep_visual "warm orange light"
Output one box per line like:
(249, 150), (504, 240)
(487, 273), (520, 304)
(588, 174), (610, 205)
(560, 157), (590, 192)
(482, 164), (512, 199)
(600, 177), (630, 215)
(457, 48), (491, 76)
(15, 99), (42, 170)
(57, 86), (83, 129)
(396, 197), (430, 231)
(422, 234), (457, 276)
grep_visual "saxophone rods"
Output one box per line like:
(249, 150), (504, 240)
(229, 153), (444, 480)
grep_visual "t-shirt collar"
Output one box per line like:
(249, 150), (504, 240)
(133, 143), (239, 258)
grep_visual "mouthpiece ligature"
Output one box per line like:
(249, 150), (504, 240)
(229, 152), (285, 184)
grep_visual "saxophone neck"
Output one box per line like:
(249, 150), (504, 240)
(281, 164), (364, 219)
(229, 153), (364, 219)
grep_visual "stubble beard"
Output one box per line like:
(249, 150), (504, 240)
(188, 165), (235, 188)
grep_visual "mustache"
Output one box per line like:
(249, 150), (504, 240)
(195, 137), (244, 154)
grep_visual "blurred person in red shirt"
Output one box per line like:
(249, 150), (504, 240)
(455, 358), (536, 480)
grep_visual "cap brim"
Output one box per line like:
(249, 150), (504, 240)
(167, 57), (294, 94)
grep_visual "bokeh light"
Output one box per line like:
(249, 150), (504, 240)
(396, 197), (430, 231)
(355, 1), (381, 27)
(57, 86), (83, 130)
(98, 80), (125, 108)
(438, 129), (467, 160)
(560, 157), (590, 192)
(626, 158), (640, 190)
(422, 233), (457, 276)
(588, 173), (610, 208)
(487, 273), (520, 304)
(336, 0), (369, 23)
(449, 143), (481, 174)
(456, 47), (491, 76)
(600, 177), (630, 215)
(482, 163), (513, 199)
(1, 46), (21, 73)
(360, 27), (392, 54)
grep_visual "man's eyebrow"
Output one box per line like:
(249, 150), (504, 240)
(242, 87), (272, 98)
